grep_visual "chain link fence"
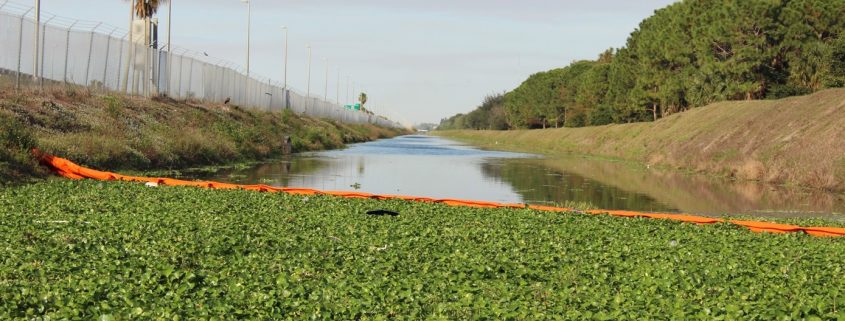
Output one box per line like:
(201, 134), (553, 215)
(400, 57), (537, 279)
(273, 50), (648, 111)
(0, 1), (400, 128)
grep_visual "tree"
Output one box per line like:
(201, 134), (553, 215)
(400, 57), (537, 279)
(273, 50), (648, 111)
(504, 71), (556, 128)
(606, 47), (648, 123)
(779, 0), (845, 92)
(557, 61), (594, 127)
(577, 61), (612, 125)
(439, 0), (845, 131)
(829, 35), (845, 87)
(127, 0), (167, 18)
(437, 93), (509, 130)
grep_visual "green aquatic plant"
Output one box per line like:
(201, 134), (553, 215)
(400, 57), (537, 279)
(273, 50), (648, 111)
(1, 180), (844, 319)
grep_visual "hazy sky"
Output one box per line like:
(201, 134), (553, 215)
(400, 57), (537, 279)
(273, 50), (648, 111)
(27, 0), (677, 124)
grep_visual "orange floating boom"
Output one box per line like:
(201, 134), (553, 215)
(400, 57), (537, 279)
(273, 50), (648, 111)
(34, 150), (845, 238)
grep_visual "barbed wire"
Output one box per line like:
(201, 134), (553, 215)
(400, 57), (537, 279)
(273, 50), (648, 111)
(0, 0), (396, 123)
(0, 0), (296, 94)
(0, 0), (127, 36)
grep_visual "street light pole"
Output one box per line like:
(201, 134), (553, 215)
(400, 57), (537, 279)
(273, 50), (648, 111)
(167, 0), (171, 51)
(306, 45), (312, 98)
(242, 0), (251, 77)
(122, 0), (133, 93)
(240, 0), (251, 106)
(166, 0), (172, 95)
(282, 26), (288, 90)
(336, 68), (340, 104)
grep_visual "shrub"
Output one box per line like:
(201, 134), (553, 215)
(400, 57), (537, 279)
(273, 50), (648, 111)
(0, 113), (45, 184)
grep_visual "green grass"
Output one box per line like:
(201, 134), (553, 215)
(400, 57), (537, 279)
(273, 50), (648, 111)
(1, 180), (844, 320)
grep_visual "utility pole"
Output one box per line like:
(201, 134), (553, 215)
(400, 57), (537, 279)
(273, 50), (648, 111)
(143, 9), (150, 96)
(167, 0), (172, 51)
(241, 0), (251, 76)
(148, 17), (157, 96)
(282, 26), (288, 90)
(306, 45), (312, 98)
(166, 0), (171, 95)
(241, 0), (251, 105)
(336, 68), (340, 104)
(122, 0), (133, 93)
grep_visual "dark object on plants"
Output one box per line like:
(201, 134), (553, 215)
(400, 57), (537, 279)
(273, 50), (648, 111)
(224, 97), (231, 105)
(367, 209), (399, 217)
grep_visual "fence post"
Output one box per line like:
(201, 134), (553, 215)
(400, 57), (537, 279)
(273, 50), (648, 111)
(115, 34), (125, 91)
(63, 21), (78, 84)
(151, 46), (160, 97)
(84, 22), (102, 87)
(243, 73), (249, 107)
(39, 16), (53, 90)
(187, 58), (193, 99)
(102, 28), (117, 89)
(267, 79), (273, 110)
(231, 67), (236, 102)
(176, 53), (183, 98)
(32, 0), (39, 83)
(215, 63), (222, 101)
(219, 64), (225, 102)
(166, 45), (172, 97)
(16, 9), (32, 91)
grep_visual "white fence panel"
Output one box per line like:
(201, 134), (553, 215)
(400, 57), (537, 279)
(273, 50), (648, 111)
(0, 1), (401, 128)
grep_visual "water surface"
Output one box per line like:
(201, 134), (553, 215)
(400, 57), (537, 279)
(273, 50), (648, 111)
(191, 135), (845, 219)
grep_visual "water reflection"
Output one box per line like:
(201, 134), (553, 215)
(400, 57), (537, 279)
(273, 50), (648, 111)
(488, 157), (845, 218)
(479, 159), (672, 212)
(200, 136), (533, 202)
(190, 135), (845, 219)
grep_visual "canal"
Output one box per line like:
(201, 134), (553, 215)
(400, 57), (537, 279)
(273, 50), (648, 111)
(189, 135), (845, 219)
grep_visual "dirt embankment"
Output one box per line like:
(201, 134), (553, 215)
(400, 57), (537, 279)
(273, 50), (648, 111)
(438, 89), (845, 192)
(0, 87), (408, 185)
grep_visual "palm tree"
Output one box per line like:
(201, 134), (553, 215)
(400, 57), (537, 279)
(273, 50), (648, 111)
(124, 0), (167, 46)
(123, 0), (166, 95)
(127, 0), (167, 18)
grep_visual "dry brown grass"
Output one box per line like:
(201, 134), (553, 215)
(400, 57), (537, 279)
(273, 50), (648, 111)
(438, 89), (845, 191)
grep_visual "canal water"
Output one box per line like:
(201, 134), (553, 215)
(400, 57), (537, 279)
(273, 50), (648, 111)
(190, 135), (845, 219)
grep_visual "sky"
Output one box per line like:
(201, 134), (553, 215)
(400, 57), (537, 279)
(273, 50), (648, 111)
(21, 0), (678, 125)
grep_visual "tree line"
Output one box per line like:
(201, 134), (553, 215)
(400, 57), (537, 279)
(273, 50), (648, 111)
(440, 0), (845, 130)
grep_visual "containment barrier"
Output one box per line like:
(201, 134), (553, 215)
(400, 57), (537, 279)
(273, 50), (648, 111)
(35, 150), (845, 238)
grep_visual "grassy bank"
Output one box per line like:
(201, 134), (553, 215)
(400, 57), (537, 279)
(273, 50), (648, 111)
(1, 180), (843, 319)
(0, 86), (407, 185)
(437, 89), (845, 192)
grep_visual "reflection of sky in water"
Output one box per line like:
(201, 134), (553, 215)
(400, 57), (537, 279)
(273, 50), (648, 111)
(313, 135), (534, 158)
(285, 136), (537, 203)
(194, 135), (845, 219)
